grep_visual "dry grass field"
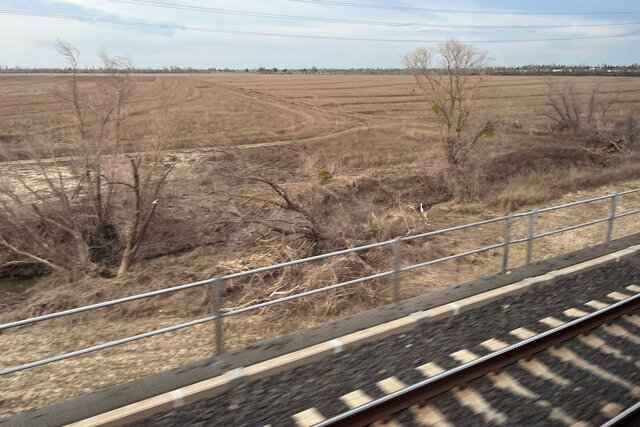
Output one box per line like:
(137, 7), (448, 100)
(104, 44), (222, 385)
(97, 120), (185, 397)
(1, 73), (640, 418)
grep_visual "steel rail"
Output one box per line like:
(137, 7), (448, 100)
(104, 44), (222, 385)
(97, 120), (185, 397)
(601, 401), (640, 427)
(0, 269), (396, 375)
(398, 242), (506, 273)
(613, 208), (640, 219)
(520, 188), (640, 216)
(533, 216), (610, 240)
(2, 189), (639, 332)
(317, 293), (640, 427)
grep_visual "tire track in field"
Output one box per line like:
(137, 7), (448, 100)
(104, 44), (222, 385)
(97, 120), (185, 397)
(0, 77), (372, 166)
(0, 121), (369, 167)
(190, 77), (369, 136)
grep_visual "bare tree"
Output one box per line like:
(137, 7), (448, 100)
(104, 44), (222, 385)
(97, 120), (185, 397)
(218, 177), (324, 246)
(115, 144), (176, 276)
(541, 79), (636, 164)
(98, 49), (134, 145)
(55, 40), (86, 138)
(403, 39), (498, 199)
(542, 79), (615, 131)
(0, 42), (175, 279)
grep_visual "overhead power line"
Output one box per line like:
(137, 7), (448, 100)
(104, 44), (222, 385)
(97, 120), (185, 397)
(291, 0), (640, 16)
(108, 0), (640, 29)
(2, 9), (639, 43)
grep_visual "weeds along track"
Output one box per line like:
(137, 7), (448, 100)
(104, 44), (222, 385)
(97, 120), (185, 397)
(127, 255), (640, 427)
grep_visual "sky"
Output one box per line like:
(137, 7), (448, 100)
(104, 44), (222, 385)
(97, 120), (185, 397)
(1, 0), (639, 69)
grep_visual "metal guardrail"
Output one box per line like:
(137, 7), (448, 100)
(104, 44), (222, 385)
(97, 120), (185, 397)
(1, 188), (640, 376)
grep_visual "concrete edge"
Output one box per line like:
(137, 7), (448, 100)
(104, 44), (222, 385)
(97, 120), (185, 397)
(67, 243), (640, 426)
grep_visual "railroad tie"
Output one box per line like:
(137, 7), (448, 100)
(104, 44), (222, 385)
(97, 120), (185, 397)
(292, 408), (325, 427)
(416, 361), (508, 425)
(479, 337), (578, 426)
(585, 300), (609, 310)
(447, 349), (508, 425)
(601, 323), (640, 345)
(450, 349), (479, 364)
(509, 327), (537, 340)
(479, 338), (509, 351)
(517, 358), (570, 387)
(540, 316), (565, 328)
(607, 291), (631, 301)
(563, 308), (589, 318)
(626, 284), (640, 293)
(416, 362), (445, 378)
(453, 387), (508, 425)
(480, 340), (577, 425)
(411, 404), (453, 427)
(488, 371), (539, 399)
(340, 389), (372, 409)
(489, 370), (587, 426)
(601, 402), (625, 419)
(623, 314), (640, 327)
(377, 377), (406, 394)
(377, 377), (453, 427)
(577, 333), (638, 368)
(340, 390), (402, 427)
(548, 347), (640, 397)
(547, 407), (587, 426)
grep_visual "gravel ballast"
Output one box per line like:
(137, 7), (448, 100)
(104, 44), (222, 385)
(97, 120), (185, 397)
(133, 254), (640, 426)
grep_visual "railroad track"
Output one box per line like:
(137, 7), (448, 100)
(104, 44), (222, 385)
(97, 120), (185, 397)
(292, 289), (640, 427)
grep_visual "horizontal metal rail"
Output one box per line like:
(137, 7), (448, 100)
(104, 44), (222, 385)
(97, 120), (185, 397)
(398, 242), (506, 274)
(0, 271), (399, 375)
(1, 188), (640, 376)
(613, 208), (640, 219)
(0, 241), (512, 375)
(0, 216), (510, 331)
(222, 269), (395, 317)
(534, 216), (610, 240)
(2, 188), (639, 332)
(517, 187), (640, 216)
(0, 314), (220, 375)
(317, 293), (640, 427)
(601, 401), (640, 427)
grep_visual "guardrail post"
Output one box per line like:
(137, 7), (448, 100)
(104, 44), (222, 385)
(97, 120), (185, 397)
(526, 210), (537, 265)
(503, 214), (513, 273)
(213, 278), (225, 355)
(606, 194), (618, 242)
(393, 238), (402, 303)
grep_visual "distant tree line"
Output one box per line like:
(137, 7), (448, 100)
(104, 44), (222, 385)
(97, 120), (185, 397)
(1, 63), (639, 76)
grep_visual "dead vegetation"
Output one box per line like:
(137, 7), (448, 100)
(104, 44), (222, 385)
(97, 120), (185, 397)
(0, 66), (639, 417)
(0, 43), (175, 280)
(541, 78), (639, 167)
